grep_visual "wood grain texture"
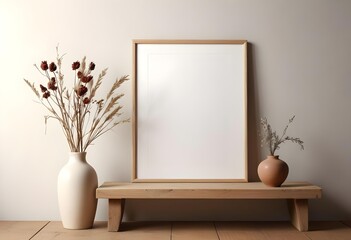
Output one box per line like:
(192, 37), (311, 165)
(2, 221), (351, 239)
(288, 199), (309, 231)
(304, 221), (351, 240)
(31, 221), (171, 240)
(132, 38), (138, 182)
(108, 199), (125, 231)
(132, 179), (248, 183)
(0, 221), (48, 240)
(172, 222), (219, 240)
(216, 221), (310, 240)
(96, 182), (322, 199)
(133, 39), (247, 44)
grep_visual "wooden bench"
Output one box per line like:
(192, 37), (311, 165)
(96, 182), (322, 232)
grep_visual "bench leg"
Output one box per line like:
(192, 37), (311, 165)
(287, 199), (308, 232)
(108, 199), (125, 232)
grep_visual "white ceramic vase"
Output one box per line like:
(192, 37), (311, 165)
(57, 152), (98, 229)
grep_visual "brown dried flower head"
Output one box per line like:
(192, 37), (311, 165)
(89, 62), (95, 71)
(81, 75), (93, 83)
(48, 79), (57, 91)
(72, 61), (80, 70)
(40, 84), (47, 93)
(76, 85), (88, 96)
(81, 76), (88, 83)
(43, 91), (50, 99)
(83, 97), (91, 104)
(77, 71), (83, 79)
(49, 62), (57, 72)
(40, 61), (48, 71)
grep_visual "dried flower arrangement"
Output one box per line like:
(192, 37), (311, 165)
(260, 116), (304, 156)
(24, 47), (129, 152)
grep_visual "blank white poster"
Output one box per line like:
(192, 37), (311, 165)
(135, 42), (247, 181)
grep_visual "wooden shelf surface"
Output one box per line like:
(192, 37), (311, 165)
(96, 182), (322, 199)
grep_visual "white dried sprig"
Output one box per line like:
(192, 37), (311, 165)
(106, 75), (129, 100)
(260, 115), (304, 156)
(24, 79), (40, 98)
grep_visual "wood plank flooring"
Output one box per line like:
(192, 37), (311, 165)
(172, 222), (219, 240)
(305, 221), (351, 240)
(0, 221), (49, 240)
(216, 221), (310, 240)
(0, 221), (351, 240)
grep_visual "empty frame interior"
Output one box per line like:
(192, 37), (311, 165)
(133, 40), (247, 182)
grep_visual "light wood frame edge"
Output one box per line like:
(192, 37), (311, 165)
(243, 41), (248, 182)
(132, 40), (138, 181)
(132, 39), (248, 183)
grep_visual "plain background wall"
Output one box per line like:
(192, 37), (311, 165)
(1, 0), (351, 221)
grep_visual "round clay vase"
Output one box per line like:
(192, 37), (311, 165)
(57, 152), (98, 229)
(257, 155), (289, 187)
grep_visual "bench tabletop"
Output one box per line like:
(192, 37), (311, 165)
(96, 182), (322, 199)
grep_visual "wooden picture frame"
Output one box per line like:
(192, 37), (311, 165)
(132, 40), (247, 182)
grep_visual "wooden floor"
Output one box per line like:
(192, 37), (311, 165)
(1, 221), (351, 240)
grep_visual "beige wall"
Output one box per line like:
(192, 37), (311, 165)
(1, 0), (350, 221)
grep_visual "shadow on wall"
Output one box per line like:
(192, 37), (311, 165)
(247, 42), (261, 182)
(124, 199), (289, 221)
(310, 193), (351, 221)
(307, 140), (351, 220)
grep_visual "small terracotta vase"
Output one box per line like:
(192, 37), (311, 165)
(257, 155), (289, 187)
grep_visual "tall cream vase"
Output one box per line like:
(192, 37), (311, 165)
(57, 152), (98, 229)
